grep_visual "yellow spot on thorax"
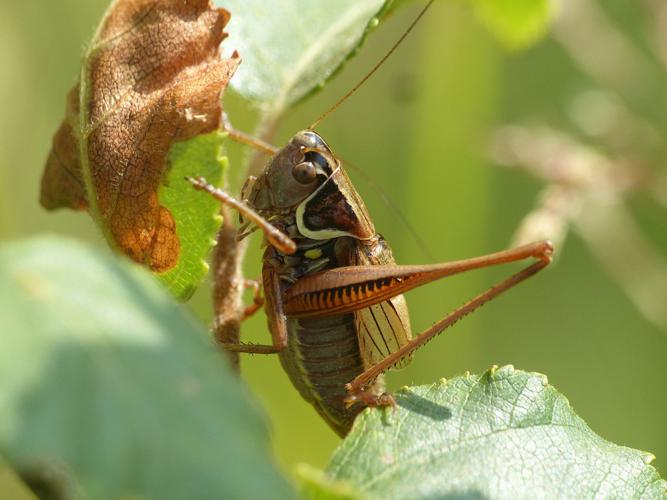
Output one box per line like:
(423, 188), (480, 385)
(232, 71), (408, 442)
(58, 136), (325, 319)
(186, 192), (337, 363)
(304, 248), (322, 260)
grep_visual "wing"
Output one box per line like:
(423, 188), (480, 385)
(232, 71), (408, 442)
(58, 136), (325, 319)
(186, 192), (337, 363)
(352, 236), (413, 370)
(356, 295), (412, 370)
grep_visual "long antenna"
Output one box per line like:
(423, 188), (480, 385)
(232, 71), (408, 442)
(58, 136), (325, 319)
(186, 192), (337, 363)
(308, 0), (435, 130)
(339, 154), (437, 262)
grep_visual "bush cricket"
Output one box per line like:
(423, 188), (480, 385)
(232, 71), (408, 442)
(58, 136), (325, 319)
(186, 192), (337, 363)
(189, 0), (553, 436)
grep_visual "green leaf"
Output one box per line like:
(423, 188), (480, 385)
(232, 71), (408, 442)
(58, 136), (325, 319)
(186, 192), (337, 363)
(219, 0), (552, 116)
(327, 366), (667, 499)
(220, 0), (389, 112)
(468, 0), (554, 49)
(157, 132), (225, 300)
(0, 237), (295, 500)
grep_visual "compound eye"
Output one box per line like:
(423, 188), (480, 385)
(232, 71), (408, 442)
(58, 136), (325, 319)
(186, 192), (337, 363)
(292, 161), (317, 184)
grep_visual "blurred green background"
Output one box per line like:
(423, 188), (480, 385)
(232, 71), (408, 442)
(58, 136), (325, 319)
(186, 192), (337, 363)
(1, 0), (665, 482)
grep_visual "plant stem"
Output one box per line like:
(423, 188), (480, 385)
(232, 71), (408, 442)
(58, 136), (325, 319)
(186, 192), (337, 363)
(211, 205), (247, 371)
(209, 112), (282, 372)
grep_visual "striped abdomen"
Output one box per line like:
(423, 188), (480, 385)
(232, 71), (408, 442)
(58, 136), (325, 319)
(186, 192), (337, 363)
(278, 312), (384, 436)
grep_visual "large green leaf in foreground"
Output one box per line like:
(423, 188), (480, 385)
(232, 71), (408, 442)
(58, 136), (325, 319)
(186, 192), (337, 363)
(0, 237), (294, 500)
(326, 366), (666, 499)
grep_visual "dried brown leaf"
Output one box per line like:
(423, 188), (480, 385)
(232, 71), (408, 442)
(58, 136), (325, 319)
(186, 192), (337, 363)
(40, 0), (240, 271)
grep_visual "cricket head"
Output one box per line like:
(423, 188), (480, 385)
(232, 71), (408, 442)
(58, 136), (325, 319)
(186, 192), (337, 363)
(245, 130), (374, 241)
(245, 130), (334, 211)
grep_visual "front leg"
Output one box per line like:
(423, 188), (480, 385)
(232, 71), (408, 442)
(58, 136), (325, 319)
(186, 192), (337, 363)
(187, 176), (296, 255)
(221, 266), (288, 354)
